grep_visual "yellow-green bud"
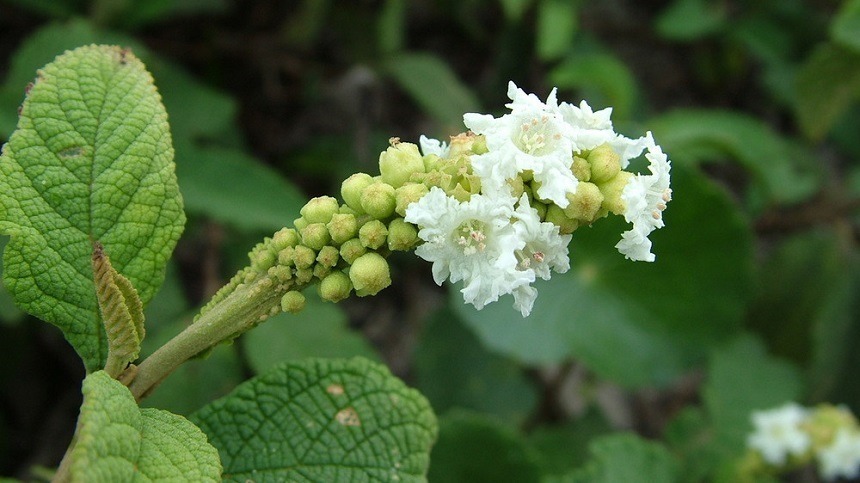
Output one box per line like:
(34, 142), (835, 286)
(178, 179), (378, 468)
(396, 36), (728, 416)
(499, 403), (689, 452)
(249, 241), (277, 271)
(339, 238), (367, 264)
(359, 219), (388, 249)
(360, 182), (397, 219)
(341, 173), (374, 213)
(588, 143), (622, 183)
(278, 246), (295, 267)
(423, 153), (441, 172)
(281, 291), (306, 313)
(597, 171), (632, 216)
(805, 405), (859, 447)
(563, 182), (605, 223)
(545, 204), (579, 235)
(292, 245), (316, 269)
(295, 267), (314, 284)
(271, 227), (300, 251)
(316, 245), (340, 267)
(318, 271), (353, 303)
(379, 142), (425, 189)
(327, 213), (358, 245)
(293, 216), (309, 231)
(300, 196), (340, 224)
(300, 223), (331, 250)
(268, 265), (292, 282)
(313, 263), (331, 280)
(395, 183), (429, 217)
(349, 252), (391, 296)
(339, 204), (358, 216)
(571, 155), (591, 182)
(388, 218), (419, 251)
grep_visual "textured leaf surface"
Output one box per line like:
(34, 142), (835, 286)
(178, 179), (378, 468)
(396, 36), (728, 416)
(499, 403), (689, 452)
(70, 371), (221, 482)
(457, 164), (753, 387)
(563, 433), (680, 483)
(0, 45), (185, 371)
(192, 357), (437, 482)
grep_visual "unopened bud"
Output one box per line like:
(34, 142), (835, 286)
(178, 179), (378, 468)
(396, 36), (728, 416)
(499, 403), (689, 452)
(395, 183), (429, 217)
(268, 265), (292, 282)
(294, 267), (314, 284)
(563, 182), (604, 223)
(316, 245), (339, 267)
(271, 227), (300, 251)
(281, 291), (306, 313)
(300, 196), (340, 224)
(360, 182), (397, 219)
(423, 154), (442, 172)
(379, 142), (426, 189)
(339, 238), (367, 264)
(359, 219), (388, 249)
(388, 218), (418, 251)
(349, 252), (391, 296)
(249, 241), (277, 271)
(571, 155), (591, 182)
(318, 271), (353, 303)
(588, 143), (622, 183)
(327, 213), (358, 245)
(597, 171), (632, 216)
(341, 173), (374, 213)
(278, 246), (295, 266)
(293, 216), (309, 232)
(545, 204), (579, 235)
(300, 223), (331, 250)
(292, 245), (316, 269)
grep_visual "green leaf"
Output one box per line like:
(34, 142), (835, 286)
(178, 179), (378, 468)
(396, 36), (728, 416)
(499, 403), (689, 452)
(654, 0), (726, 41)
(549, 52), (638, 122)
(528, 410), (612, 476)
(649, 109), (819, 206)
(413, 307), (538, 425)
(70, 371), (221, 482)
(0, 237), (24, 324)
(192, 357), (437, 482)
(499, 0), (534, 21)
(383, 53), (480, 128)
(794, 43), (860, 141)
(428, 410), (541, 483)
(832, 0), (860, 52)
(457, 163), (753, 387)
(378, 0), (407, 54)
(536, 0), (578, 61)
(243, 291), (379, 374)
(0, 45), (185, 371)
(563, 433), (680, 483)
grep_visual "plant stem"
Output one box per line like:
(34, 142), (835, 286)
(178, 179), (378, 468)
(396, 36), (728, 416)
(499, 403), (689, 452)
(128, 275), (286, 401)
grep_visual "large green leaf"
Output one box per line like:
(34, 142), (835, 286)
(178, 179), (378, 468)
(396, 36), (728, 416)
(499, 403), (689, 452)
(832, 0), (860, 52)
(654, 0), (726, 41)
(0, 45), (185, 371)
(457, 163), (754, 387)
(536, 0), (578, 61)
(70, 371), (221, 482)
(192, 357), (437, 482)
(561, 433), (680, 483)
(794, 43), (860, 141)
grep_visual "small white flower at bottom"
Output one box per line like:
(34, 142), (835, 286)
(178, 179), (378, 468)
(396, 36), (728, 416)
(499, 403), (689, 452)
(817, 428), (860, 481)
(746, 402), (811, 466)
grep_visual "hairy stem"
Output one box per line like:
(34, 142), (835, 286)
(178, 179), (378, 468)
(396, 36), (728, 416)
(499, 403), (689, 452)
(128, 275), (287, 401)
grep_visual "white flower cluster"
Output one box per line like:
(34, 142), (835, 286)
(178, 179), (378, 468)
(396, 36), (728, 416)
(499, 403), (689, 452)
(405, 82), (672, 316)
(746, 402), (860, 481)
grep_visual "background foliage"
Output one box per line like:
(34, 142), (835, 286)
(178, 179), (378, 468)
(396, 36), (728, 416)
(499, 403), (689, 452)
(0, 0), (858, 480)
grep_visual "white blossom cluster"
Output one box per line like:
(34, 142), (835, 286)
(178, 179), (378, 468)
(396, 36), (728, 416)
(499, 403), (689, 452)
(746, 402), (860, 480)
(405, 82), (672, 316)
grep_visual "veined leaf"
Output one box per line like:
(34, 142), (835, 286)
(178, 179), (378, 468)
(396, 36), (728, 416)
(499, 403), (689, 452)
(0, 45), (185, 371)
(70, 371), (221, 482)
(192, 357), (437, 482)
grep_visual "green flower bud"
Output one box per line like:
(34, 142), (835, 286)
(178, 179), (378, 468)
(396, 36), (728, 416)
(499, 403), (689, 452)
(339, 204), (358, 216)
(278, 246), (295, 267)
(450, 185), (472, 203)
(295, 267), (314, 284)
(292, 245), (317, 269)
(388, 218), (419, 251)
(300, 223), (331, 250)
(571, 155), (591, 182)
(379, 142), (425, 189)
(293, 216), (309, 232)
(267, 265), (292, 282)
(339, 238), (367, 264)
(316, 245), (340, 267)
(563, 182), (605, 223)
(805, 405), (859, 448)
(327, 212), (358, 245)
(395, 183), (429, 217)
(318, 271), (353, 303)
(281, 291), (306, 314)
(545, 204), (579, 235)
(597, 171), (632, 216)
(249, 241), (277, 271)
(588, 143), (622, 183)
(349, 252), (391, 296)
(359, 219), (388, 249)
(360, 182), (397, 219)
(341, 172), (374, 213)
(313, 263), (331, 280)
(300, 196), (340, 224)
(271, 227), (300, 251)
(423, 154), (441, 173)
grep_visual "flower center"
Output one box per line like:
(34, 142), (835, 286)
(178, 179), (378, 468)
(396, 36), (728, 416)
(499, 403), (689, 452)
(515, 115), (561, 156)
(516, 246), (545, 270)
(454, 220), (487, 255)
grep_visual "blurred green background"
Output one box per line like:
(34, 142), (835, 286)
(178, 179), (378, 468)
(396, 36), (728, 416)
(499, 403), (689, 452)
(1, 0), (858, 481)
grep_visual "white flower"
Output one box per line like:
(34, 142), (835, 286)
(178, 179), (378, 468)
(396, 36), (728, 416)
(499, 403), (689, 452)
(404, 187), (533, 310)
(747, 403), (811, 466)
(817, 428), (860, 481)
(616, 132), (672, 262)
(464, 82), (578, 207)
(419, 135), (449, 158)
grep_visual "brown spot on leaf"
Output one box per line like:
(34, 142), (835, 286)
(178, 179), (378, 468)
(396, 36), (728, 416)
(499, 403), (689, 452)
(335, 407), (360, 426)
(326, 384), (344, 396)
